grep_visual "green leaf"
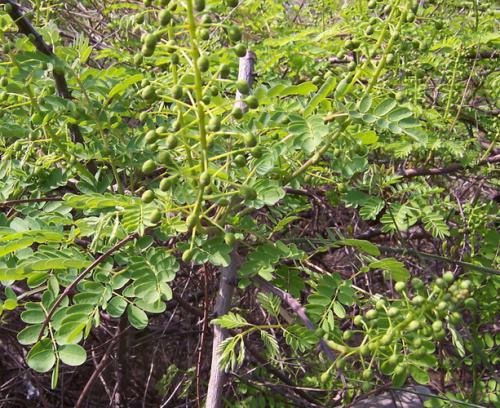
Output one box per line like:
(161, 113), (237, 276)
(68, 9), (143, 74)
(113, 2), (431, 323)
(212, 312), (250, 329)
(106, 296), (127, 318)
(58, 344), (87, 366)
(355, 130), (378, 145)
(369, 258), (410, 281)
(333, 301), (346, 318)
(409, 365), (430, 385)
(358, 95), (372, 113)
(335, 239), (380, 256)
(289, 115), (329, 154)
(108, 73), (143, 99)
(127, 304), (148, 330)
(17, 324), (44, 345)
(373, 98), (397, 116)
(304, 76), (336, 116)
(280, 81), (317, 97)
(27, 339), (56, 373)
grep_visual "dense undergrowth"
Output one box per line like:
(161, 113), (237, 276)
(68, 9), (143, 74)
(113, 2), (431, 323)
(0, 0), (498, 407)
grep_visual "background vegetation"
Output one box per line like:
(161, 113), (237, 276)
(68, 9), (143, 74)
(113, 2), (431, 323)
(0, 0), (498, 407)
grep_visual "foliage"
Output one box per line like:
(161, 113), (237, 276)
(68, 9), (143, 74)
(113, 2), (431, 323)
(0, 0), (498, 406)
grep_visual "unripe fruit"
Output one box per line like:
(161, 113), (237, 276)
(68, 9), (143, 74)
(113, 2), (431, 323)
(407, 320), (420, 332)
(406, 12), (416, 23)
(464, 298), (477, 309)
(0, 77), (8, 88)
(232, 106), (243, 119)
(141, 190), (155, 203)
(386, 53), (395, 64)
(251, 146), (263, 158)
(207, 116), (221, 132)
(200, 14), (212, 25)
(186, 214), (198, 229)
(395, 282), (406, 292)
(387, 306), (399, 317)
(159, 9), (172, 26)
(243, 132), (257, 147)
(228, 25), (242, 42)
(159, 178), (171, 191)
(224, 232), (235, 246)
(144, 0), (152, 5)
(225, 0), (238, 7)
(236, 79), (250, 94)
(375, 299), (385, 311)
(365, 25), (374, 35)
(142, 159), (156, 174)
(443, 271), (454, 283)
(365, 309), (377, 320)
(412, 295), (425, 306)
(362, 368), (372, 380)
(234, 44), (247, 57)
(353, 315), (363, 326)
(172, 85), (183, 100)
(199, 171), (211, 187)
(134, 54), (143, 66)
(199, 28), (210, 41)
(234, 154), (246, 167)
(150, 209), (162, 223)
(166, 134), (178, 149)
(244, 95), (258, 109)
(432, 320), (443, 332)
(144, 33), (159, 49)
(359, 344), (369, 355)
(342, 330), (353, 341)
(194, 0), (205, 12)
(171, 119), (181, 132)
(145, 130), (158, 144)
(347, 61), (357, 71)
(182, 248), (194, 262)
(171, 53), (180, 65)
(142, 85), (156, 100)
(240, 186), (257, 200)
(460, 280), (472, 290)
(197, 55), (210, 72)
(220, 64), (230, 78)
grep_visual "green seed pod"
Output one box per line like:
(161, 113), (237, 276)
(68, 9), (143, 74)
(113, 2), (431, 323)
(141, 190), (155, 203)
(234, 154), (246, 167)
(236, 79), (250, 94)
(224, 232), (236, 246)
(194, 0), (205, 12)
(150, 209), (162, 224)
(141, 85), (156, 100)
(207, 116), (221, 132)
(232, 106), (243, 120)
(159, 9), (172, 26)
(199, 28), (210, 41)
(234, 44), (247, 57)
(199, 171), (211, 187)
(166, 134), (178, 149)
(228, 25), (242, 42)
(159, 177), (171, 191)
(142, 159), (156, 174)
(182, 248), (194, 262)
(197, 55), (210, 72)
(243, 132), (257, 147)
(220, 63), (230, 78)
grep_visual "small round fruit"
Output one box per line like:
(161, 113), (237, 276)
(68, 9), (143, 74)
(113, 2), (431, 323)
(443, 271), (454, 283)
(243, 132), (257, 147)
(145, 129), (158, 144)
(375, 299), (385, 311)
(342, 330), (353, 341)
(232, 106), (243, 119)
(172, 85), (183, 100)
(406, 12), (416, 23)
(407, 320), (420, 332)
(432, 320), (443, 332)
(412, 295), (425, 306)
(460, 280), (472, 290)
(220, 64), (230, 78)
(367, 0), (376, 9)
(412, 337), (422, 348)
(362, 368), (372, 380)
(182, 248), (194, 262)
(150, 209), (162, 223)
(234, 154), (246, 167)
(144, 33), (159, 49)
(365, 25), (374, 35)
(224, 232), (236, 246)
(244, 95), (258, 109)
(228, 25), (242, 42)
(141, 190), (155, 203)
(236, 79), (250, 94)
(464, 298), (477, 310)
(240, 186), (257, 200)
(386, 53), (395, 64)
(186, 214), (198, 229)
(387, 307), (399, 317)
(194, 0), (205, 12)
(199, 28), (210, 41)
(159, 9), (172, 26)
(197, 55), (210, 72)
(251, 146), (263, 158)
(225, 0), (238, 7)
(207, 116), (221, 132)
(234, 43), (247, 57)
(159, 178), (171, 191)
(199, 171), (211, 187)
(353, 315), (363, 326)
(395, 282), (406, 292)
(142, 159), (156, 175)
(166, 134), (178, 149)
(134, 54), (143, 66)
(365, 309), (377, 320)
(141, 85), (156, 100)
(171, 53), (180, 65)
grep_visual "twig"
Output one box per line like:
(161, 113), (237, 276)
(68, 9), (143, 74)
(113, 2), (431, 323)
(38, 231), (141, 340)
(0, 0), (83, 144)
(399, 154), (500, 178)
(195, 265), (210, 408)
(0, 196), (63, 209)
(252, 275), (337, 362)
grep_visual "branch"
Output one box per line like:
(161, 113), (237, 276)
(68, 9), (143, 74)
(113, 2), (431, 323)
(252, 275), (337, 362)
(205, 250), (240, 408)
(399, 154), (500, 178)
(0, 196), (63, 209)
(38, 231), (140, 341)
(0, 0), (83, 144)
